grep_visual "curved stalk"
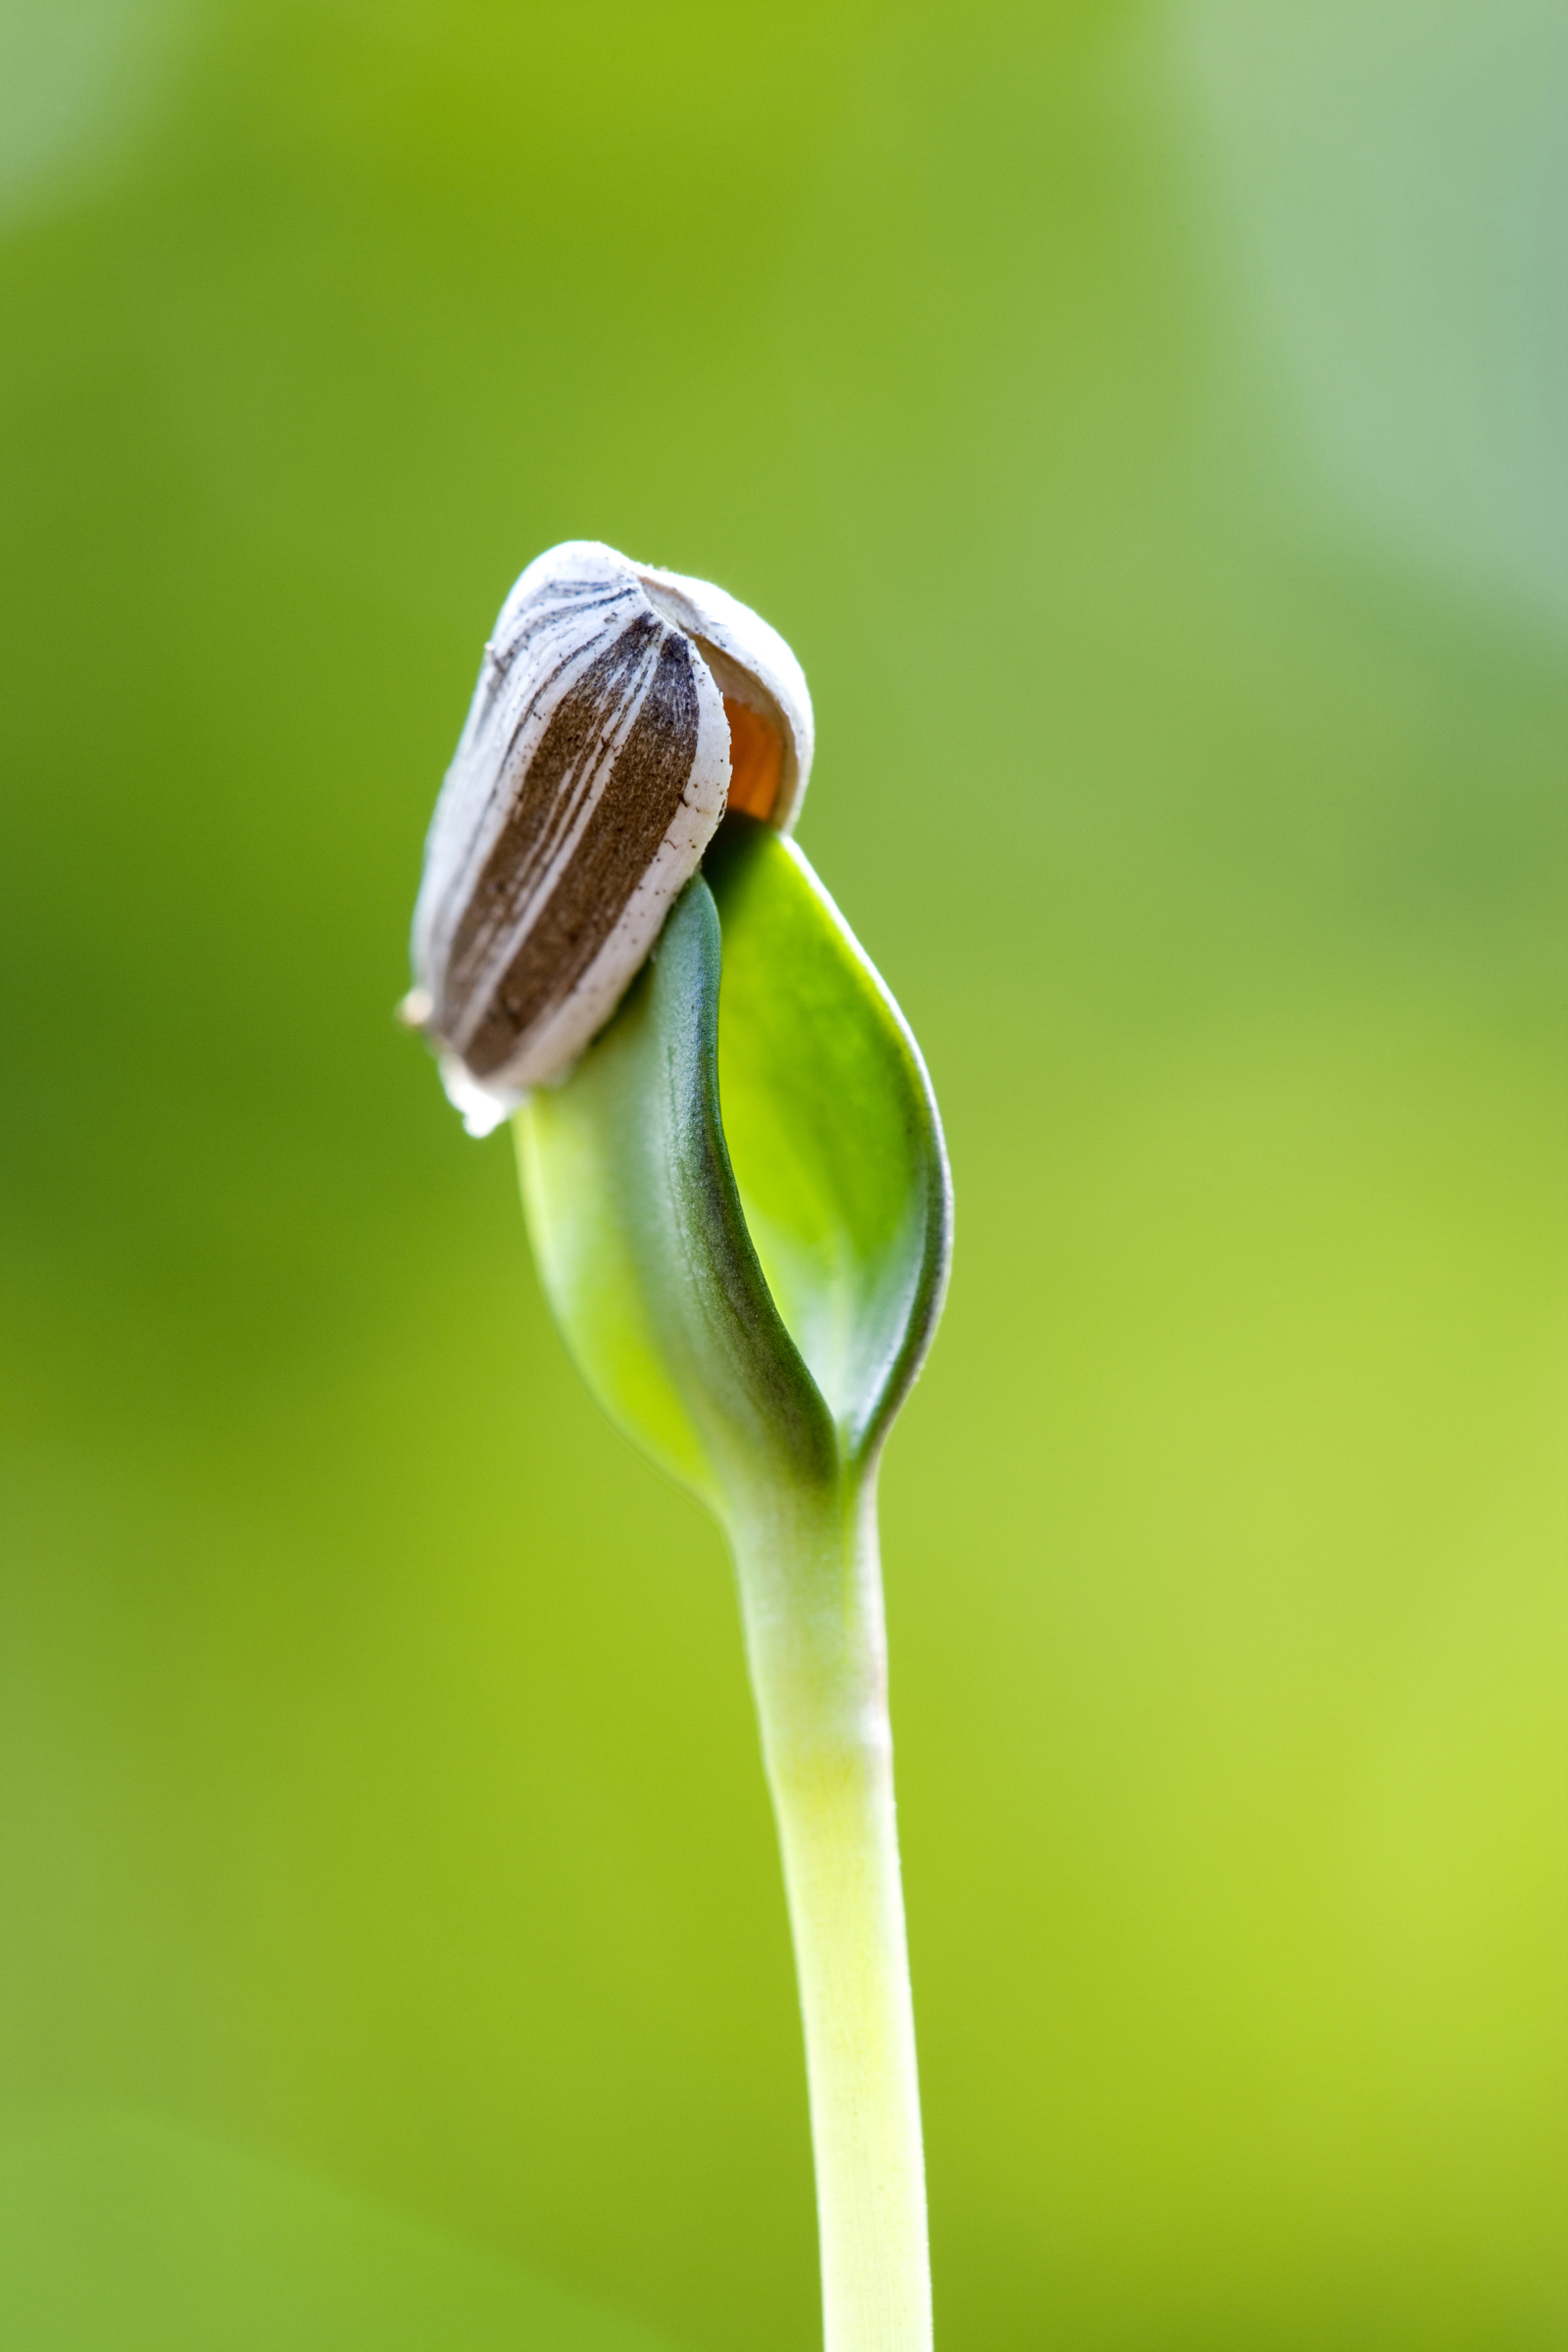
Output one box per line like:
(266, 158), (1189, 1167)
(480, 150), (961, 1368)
(730, 1476), (930, 2352)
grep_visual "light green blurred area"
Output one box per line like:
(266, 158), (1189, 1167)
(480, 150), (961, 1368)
(0, 0), (1563, 2346)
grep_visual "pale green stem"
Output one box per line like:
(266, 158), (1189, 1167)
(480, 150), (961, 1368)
(727, 1472), (932, 2352)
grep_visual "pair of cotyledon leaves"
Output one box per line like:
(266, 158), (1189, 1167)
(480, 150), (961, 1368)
(519, 817), (951, 1531)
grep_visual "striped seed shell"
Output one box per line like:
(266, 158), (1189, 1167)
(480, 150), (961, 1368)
(409, 541), (813, 1133)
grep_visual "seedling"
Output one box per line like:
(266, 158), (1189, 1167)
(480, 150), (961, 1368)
(406, 545), (951, 2352)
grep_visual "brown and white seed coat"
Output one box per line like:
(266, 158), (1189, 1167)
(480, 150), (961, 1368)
(408, 541), (812, 1135)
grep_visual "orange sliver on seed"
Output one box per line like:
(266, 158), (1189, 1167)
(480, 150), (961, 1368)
(723, 697), (783, 820)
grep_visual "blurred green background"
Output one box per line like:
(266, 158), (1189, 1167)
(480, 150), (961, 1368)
(2, 1), (1564, 2345)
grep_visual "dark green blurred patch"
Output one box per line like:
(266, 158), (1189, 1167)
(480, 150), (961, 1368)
(0, 2108), (679, 2349)
(2, 1), (1563, 2348)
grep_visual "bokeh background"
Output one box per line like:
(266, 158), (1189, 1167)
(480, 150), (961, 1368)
(2, 2), (1564, 2346)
